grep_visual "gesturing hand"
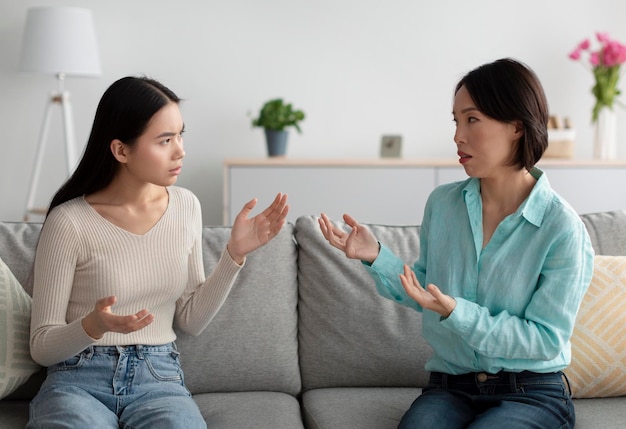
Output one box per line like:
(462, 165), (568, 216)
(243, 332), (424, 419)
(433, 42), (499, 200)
(399, 265), (456, 318)
(227, 193), (289, 264)
(318, 213), (380, 263)
(81, 296), (154, 340)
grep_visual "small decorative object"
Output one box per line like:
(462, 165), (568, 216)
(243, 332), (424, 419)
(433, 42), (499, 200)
(251, 98), (305, 157)
(545, 115), (575, 158)
(569, 32), (626, 159)
(380, 135), (402, 158)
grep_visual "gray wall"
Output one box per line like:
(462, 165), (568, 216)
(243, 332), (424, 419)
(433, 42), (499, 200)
(1, 0), (625, 224)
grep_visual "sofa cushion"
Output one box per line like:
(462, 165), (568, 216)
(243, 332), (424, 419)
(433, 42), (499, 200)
(565, 255), (626, 398)
(302, 387), (419, 429)
(0, 257), (41, 399)
(295, 216), (432, 391)
(1, 392), (307, 429)
(176, 224), (301, 396)
(300, 388), (626, 429)
(194, 391), (304, 429)
(572, 397), (626, 428)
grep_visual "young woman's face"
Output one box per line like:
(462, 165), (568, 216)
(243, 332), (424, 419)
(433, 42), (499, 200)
(123, 102), (185, 187)
(452, 85), (521, 178)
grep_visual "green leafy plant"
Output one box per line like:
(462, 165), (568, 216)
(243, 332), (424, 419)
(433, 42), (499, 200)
(252, 98), (305, 133)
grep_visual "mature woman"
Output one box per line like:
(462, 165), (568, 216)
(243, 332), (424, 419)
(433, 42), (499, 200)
(318, 58), (593, 429)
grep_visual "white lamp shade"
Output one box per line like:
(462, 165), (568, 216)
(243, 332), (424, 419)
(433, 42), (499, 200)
(19, 6), (101, 77)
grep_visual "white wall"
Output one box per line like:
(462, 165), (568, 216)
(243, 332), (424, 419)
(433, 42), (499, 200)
(1, 0), (625, 225)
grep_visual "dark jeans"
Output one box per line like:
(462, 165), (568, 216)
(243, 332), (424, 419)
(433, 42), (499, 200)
(398, 371), (575, 429)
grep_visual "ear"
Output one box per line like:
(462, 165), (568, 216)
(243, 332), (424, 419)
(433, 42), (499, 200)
(110, 139), (129, 163)
(513, 120), (525, 138)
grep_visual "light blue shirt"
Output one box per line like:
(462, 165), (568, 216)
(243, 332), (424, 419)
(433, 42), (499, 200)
(365, 168), (594, 374)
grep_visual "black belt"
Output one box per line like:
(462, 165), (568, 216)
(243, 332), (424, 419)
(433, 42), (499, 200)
(431, 370), (563, 392)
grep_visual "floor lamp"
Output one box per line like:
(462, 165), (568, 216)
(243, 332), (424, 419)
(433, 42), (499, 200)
(19, 6), (101, 220)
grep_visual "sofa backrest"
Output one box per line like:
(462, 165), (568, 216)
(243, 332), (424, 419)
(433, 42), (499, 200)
(1, 209), (624, 398)
(0, 222), (40, 295)
(293, 210), (626, 392)
(294, 215), (432, 391)
(176, 224), (301, 396)
(580, 210), (626, 256)
(0, 221), (301, 398)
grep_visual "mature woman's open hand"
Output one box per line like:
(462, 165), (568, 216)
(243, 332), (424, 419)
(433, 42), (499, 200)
(399, 265), (456, 318)
(318, 213), (380, 263)
(227, 193), (289, 264)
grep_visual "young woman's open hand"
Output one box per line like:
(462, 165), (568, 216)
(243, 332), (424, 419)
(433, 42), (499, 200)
(318, 213), (380, 263)
(227, 193), (289, 264)
(81, 296), (154, 340)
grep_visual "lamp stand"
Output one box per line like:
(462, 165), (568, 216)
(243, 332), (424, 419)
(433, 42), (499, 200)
(23, 74), (77, 221)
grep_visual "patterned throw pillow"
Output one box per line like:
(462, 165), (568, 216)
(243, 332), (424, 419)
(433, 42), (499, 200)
(0, 257), (41, 399)
(564, 255), (626, 398)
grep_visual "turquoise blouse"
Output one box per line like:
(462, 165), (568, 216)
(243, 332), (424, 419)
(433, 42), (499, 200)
(365, 168), (594, 374)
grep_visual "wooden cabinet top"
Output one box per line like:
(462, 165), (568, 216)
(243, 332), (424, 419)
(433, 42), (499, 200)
(224, 158), (626, 168)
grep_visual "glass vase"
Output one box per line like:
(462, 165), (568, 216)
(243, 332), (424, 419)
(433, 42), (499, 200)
(593, 107), (617, 160)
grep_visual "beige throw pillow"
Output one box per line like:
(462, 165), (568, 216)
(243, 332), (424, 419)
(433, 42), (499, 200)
(0, 257), (41, 399)
(564, 255), (626, 398)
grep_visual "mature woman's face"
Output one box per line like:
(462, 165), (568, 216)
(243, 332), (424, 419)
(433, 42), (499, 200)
(452, 85), (522, 179)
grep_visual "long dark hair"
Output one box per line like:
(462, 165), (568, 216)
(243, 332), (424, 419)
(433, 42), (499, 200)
(47, 76), (180, 215)
(455, 58), (549, 170)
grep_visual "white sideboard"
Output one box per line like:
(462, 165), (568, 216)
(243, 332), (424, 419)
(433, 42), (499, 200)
(223, 158), (626, 225)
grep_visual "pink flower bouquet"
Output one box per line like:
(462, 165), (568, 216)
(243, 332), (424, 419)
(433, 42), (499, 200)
(569, 32), (626, 122)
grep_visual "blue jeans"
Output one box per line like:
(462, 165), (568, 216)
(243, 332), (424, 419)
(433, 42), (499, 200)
(398, 371), (575, 429)
(27, 343), (206, 429)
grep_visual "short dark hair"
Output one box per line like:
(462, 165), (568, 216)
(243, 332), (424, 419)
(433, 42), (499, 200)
(47, 76), (181, 215)
(455, 58), (549, 170)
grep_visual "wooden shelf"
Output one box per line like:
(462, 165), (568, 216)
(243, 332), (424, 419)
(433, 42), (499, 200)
(224, 157), (626, 168)
(224, 158), (626, 226)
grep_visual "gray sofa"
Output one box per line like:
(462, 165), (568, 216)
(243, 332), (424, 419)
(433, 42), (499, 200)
(1, 211), (625, 428)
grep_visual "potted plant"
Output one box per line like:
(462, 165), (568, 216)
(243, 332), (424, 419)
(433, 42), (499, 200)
(252, 98), (305, 156)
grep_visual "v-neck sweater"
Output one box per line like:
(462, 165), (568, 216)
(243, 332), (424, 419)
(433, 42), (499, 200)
(30, 186), (243, 366)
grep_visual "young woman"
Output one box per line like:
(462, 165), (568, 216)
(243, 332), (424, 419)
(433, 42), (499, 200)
(27, 76), (289, 428)
(318, 58), (593, 429)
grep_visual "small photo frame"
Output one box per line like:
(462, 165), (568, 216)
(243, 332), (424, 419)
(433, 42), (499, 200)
(380, 135), (402, 158)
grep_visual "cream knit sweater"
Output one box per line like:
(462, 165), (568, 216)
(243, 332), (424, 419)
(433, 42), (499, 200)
(30, 186), (243, 366)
